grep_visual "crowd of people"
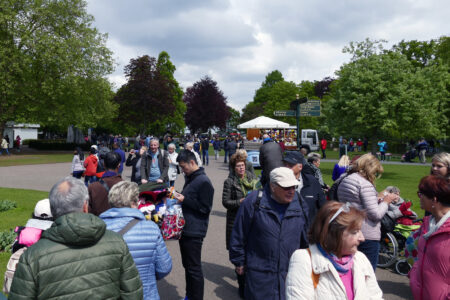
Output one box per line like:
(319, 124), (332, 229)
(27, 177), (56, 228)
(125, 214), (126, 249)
(3, 133), (450, 300)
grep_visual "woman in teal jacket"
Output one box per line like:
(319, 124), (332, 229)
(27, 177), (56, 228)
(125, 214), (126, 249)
(100, 181), (172, 300)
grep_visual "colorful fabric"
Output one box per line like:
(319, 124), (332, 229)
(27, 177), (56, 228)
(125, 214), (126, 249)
(161, 206), (185, 240)
(317, 244), (354, 274)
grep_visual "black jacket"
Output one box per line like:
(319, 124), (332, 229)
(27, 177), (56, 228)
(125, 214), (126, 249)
(259, 140), (283, 186)
(125, 152), (141, 183)
(181, 167), (214, 238)
(300, 173), (326, 228)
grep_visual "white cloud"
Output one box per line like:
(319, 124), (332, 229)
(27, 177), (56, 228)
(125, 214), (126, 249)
(86, 0), (449, 111)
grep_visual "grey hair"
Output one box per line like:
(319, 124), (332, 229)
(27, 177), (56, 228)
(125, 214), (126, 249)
(108, 181), (139, 208)
(185, 142), (194, 150)
(150, 139), (159, 146)
(168, 143), (176, 150)
(307, 152), (321, 163)
(386, 186), (400, 194)
(49, 176), (89, 219)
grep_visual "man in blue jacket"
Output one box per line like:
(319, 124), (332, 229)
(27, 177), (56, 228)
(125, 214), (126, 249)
(229, 167), (309, 300)
(174, 150), (214, 300)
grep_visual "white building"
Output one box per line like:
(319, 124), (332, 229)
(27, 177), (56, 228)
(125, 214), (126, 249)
(3, 122), (40, 148)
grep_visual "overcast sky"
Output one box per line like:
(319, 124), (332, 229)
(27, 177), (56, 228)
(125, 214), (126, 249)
(86, 0), (449, 111)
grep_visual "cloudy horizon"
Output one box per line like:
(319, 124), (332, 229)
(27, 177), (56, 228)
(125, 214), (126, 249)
(86, 0), (449, 112)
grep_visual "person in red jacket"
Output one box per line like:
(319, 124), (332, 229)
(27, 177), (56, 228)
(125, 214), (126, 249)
(320, 138), (327, 159)
(83, 147), (98, 186)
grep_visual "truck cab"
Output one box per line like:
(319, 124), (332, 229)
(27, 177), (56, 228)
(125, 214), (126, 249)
(301, 129), (319, 152)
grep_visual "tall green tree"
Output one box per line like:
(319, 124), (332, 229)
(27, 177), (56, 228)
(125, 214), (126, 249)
(226, 106), (241, 130)
(241, 70), (284, 122)
(325, 40), (449, 153)
(0, 0), (115, 137)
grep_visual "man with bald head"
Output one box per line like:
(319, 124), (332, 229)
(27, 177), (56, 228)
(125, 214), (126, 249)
(9, 177), (143, 299)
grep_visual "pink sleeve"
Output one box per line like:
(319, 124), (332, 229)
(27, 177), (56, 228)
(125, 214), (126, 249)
(18, 227), (43, 247)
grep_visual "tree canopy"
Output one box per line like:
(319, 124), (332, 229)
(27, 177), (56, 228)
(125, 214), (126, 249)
(0, 0), (115, 137)
(183, 76), (230, 133)
(325, 39), (449, 151)
(113, 53), (185, 136)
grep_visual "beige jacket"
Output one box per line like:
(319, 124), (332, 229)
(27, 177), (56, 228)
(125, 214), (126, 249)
(286, 244), (383, 300)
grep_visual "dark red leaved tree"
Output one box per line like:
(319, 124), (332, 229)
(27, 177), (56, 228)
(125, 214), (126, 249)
(183, 76), (230, 133)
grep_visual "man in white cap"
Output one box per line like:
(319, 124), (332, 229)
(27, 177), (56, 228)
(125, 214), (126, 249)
(229, 167), (309, 300)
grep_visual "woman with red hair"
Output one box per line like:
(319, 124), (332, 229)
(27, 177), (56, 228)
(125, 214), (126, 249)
(409, 175), (450, 300)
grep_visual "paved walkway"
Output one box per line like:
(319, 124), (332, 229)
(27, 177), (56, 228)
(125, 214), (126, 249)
(0, 158), (413, 300)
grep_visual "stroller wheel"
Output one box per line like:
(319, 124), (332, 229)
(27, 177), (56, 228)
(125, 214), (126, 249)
(395, 259), (411, 276)
(378, 232), (398, 268)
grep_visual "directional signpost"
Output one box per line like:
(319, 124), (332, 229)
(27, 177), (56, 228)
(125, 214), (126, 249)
(273, 110), (296, 117)
(273, 95), (321, 146)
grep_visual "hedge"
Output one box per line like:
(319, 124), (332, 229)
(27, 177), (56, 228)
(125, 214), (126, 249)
(28, 140), (92, 151)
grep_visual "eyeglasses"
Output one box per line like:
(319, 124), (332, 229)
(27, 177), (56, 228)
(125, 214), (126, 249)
(276, 184), (296, 191)
(329, 202), (351, 224)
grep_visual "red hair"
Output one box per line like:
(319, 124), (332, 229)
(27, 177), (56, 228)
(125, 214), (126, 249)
(418, 175), (450, 206)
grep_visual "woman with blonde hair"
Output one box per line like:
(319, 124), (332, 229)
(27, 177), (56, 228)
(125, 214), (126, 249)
(332, 155), (350, 181)
(430, 152), (450, 179)
(337, 153), (398, 270)
(184, 142), (202, 167)
(286, 201), (383, 300)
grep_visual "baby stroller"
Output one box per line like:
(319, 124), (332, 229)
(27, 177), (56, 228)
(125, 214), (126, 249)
(378, 214), (421, 275)
(401, 148), (417, 162)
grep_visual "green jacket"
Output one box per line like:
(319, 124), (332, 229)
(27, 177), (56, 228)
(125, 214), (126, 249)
(9, 212), (143, 300)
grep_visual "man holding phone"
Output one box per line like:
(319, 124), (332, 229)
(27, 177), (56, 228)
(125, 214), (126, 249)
(173, 150), (214, 300)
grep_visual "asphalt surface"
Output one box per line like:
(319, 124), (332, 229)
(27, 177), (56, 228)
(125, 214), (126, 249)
(0, 157), (413, 300)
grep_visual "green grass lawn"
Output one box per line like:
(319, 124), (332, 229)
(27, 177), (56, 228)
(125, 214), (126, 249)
(0, 188), (48, 289)
(0, 153), (73, 167)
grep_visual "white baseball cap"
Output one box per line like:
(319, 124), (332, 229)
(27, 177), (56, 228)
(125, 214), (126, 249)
(34, 199), (53, 219)
(270, 167), (298, 187)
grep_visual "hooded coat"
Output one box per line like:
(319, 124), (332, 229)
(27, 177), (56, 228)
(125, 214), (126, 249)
(409, 215), (450, 300)
(230, 185), (309, 300)
(100, 207), (172, 300)
(8, 212), (143, 300)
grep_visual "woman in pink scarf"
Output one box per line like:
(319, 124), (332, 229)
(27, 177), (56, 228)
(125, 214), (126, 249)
(286, 201), (383, 300)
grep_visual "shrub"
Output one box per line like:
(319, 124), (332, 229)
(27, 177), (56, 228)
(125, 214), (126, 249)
(28, 140), (92, 151)
(0, 230), (16, 252)
(0, 200), (17, 212)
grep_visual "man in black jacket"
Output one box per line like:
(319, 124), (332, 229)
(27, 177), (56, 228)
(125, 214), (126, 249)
(259, 134), (283, 186)
(282, 151), (326, 228)
(174, 150), (214, 300)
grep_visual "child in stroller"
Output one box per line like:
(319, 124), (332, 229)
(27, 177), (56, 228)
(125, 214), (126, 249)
(378, 186), (421, 275)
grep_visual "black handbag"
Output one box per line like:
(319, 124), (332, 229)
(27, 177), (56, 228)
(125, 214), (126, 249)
(380, 214), (396, 233)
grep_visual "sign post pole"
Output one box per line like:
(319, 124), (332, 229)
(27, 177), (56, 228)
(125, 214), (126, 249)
(296, 95), (300, 148)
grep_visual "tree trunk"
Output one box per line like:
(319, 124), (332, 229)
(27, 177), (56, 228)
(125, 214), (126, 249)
(370, 136), (378, 155)
(0, 121), (5, 140)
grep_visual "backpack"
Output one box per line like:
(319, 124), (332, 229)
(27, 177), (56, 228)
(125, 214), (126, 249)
(3, 247), (27, 294)
(327, 173), (348, 201)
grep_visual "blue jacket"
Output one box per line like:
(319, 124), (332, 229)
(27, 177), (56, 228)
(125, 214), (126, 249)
(114, 148), (126, 173)
(229, 185), (309, 300)
(332, 164), (347, 181)
(100, 207), (172, 300)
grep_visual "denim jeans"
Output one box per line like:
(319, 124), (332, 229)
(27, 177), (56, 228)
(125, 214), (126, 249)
(214, 149), (219, 160)
(0, 148), (10, 155)
(358, 239), (380, 271)
(84, 175), (97, 186)
(179, 235), (204, 300)
(202, 150), (209, 165)
(224, 150), (229, 163)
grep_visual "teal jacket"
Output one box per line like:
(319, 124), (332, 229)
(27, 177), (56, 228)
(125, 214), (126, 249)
(9, 212), (143, 300)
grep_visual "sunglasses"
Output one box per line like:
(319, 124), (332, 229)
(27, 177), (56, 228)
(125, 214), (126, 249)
(276, 184), (296, 191)
(329, 202), (351, 224)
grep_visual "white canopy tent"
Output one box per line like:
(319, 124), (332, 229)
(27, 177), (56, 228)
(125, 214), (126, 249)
(237, 116), (290, 129)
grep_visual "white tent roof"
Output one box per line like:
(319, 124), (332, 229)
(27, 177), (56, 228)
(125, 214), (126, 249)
(237, 116), (290, 129)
